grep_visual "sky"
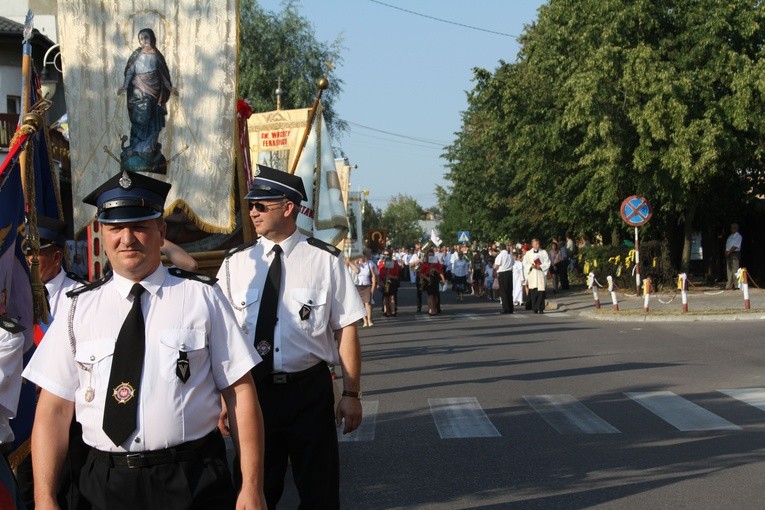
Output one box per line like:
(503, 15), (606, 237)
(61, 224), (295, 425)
(257, 0), (547, 211)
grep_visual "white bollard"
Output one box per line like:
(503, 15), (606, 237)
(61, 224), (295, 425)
(607, 275), (618, 311)
(588, 272), (601, 309)
(678, 273), (688, 313)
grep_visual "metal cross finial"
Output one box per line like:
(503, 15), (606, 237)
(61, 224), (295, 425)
(275, 77), (283, 110)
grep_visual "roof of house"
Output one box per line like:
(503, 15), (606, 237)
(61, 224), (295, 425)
(0, 15), (55, 45)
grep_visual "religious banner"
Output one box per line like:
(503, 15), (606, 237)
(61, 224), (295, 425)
(247, 105), (349, 245)
(57, 0), (238, 234)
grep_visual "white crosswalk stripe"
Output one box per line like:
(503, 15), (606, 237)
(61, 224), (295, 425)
(524, 395), (620, 434)
(625, 391), (741, 431)
(338, 401), (379, 442)
(719, 388), (765, 413)
(429, 397), (501, 439)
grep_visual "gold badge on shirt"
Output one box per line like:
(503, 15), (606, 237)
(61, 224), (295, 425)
(112, 382), (136, 404)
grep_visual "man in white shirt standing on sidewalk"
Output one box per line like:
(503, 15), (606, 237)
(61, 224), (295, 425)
(724, 223), (742, 290)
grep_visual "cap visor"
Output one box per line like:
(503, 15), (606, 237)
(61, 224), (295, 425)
(98, 207), (162, 224)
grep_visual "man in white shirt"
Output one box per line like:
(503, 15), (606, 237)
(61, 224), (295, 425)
(219, 165), (365, 508)
(24, 170), (266, 509)
(493, 243), (515, 314)
(725, 223), (742, 290)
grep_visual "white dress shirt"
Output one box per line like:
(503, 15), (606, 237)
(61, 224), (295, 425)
(726, 232), (742, 253)
(45, 268), (82, 319)
(0, 318), (25, 444)
(494, 249), (513, 273)
(218, 229), (366, 374)
(23, 265), (260, 452)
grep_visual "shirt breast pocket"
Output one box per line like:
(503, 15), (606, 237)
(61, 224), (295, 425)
(74, 339), (115, 402)
(234, 288), (260, 335)
(292, 288), (328, 334)
(158, 329), (208, 382)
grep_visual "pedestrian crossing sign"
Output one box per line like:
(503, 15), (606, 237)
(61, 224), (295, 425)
(457, 231), (470, 243)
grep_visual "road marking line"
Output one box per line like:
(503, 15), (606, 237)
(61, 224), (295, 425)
(719, 388), (765, 413)
(523, 395), (620, 434)
(625, 391), (741, 431)
(544, 312), (571, 318)
(338, 400), (378, 442)
(428, 397), (501, 439)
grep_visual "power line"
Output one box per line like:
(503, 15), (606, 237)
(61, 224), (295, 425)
(367, 0), (518, 39)
(351, 131), (445, 150)
(344, 119), (450, 147)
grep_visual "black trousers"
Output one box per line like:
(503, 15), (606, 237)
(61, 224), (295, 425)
(415, 275), (423, 311)
(79, 431), (234, 510)
(253, 365), (339, 509)
(498, 271), (514, 313)
(529, 288), (546, 312)
(557, 260), (569, 290)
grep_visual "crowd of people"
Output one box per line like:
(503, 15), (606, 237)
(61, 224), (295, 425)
(346, 235), (579, 322)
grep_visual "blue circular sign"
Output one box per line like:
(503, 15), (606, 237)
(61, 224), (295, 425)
(620, 196), (652, 226)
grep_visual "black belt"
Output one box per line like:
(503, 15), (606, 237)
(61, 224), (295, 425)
(261, 361), (328, 385)
(92, 430), (218, 469)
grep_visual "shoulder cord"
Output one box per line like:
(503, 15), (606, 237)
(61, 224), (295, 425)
(224, 258), (245, 311)
(67, 295), (91, 373)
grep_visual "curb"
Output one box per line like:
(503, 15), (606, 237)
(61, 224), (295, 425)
(578, 310), (765, 322)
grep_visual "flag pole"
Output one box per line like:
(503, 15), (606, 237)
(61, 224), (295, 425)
(288, 62), (333, 175)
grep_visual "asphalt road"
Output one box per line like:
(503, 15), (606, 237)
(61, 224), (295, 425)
(282, 283), (765, 509)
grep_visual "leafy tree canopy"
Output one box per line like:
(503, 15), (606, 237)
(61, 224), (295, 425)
(239, 0), (347, 136)
(381, 194), (425, 247)
(441, 0), (765, 268)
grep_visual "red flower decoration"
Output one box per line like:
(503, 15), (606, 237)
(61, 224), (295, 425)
(237, 98), (253, 119)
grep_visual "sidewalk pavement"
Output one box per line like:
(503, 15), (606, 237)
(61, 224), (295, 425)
(547, 285), (765, 322)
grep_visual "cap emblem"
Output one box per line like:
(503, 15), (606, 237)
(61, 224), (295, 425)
(254, 167), (261, 176)
(118, 171), (133, 190)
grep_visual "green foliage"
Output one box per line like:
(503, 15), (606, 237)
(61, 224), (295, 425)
(380, 194), (425, 247)
(361, 199), (382, 234)
(441, 0), (765, 268)
(239, 0), (346, 136)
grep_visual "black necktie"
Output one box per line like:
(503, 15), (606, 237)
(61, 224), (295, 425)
(252, 245), (282, 381)
(103, 283), (146, 446)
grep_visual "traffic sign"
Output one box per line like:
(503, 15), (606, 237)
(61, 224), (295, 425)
(620, 196), (652, 227)
(457, 231), (470, 243)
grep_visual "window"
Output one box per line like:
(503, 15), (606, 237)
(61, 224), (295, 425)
(7, 96), (21, 114)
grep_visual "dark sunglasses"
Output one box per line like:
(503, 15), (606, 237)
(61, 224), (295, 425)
(248, 200), (287, 213)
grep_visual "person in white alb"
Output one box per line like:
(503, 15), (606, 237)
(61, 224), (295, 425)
(511, 250), (525, 306)
(493, 243), (515, 314)
(23, 170), (266, 510)
(724, 223), (742, 290)
(523, 238), (551, 313)
(218, 165), (365, 509)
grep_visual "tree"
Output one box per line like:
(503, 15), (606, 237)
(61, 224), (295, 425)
(442, 0), (765, 272)
(238, 0), (347, 136)
(381, 195), (425, 247)
(361, 198), (382, 234)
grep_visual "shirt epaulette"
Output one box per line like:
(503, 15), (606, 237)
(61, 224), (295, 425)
(66, 273), (112, 298)
(66, 271), (88, 285)
(225, 240), (258, 258)
(307, 237), (341, 257)
(168, 267), (218, 286)
(0, 316), (25, 334)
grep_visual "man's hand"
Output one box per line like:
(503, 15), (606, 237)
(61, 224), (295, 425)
(235, 485), (267, 510)
(336, 396), (362, 434)
(217, 397), (230, 436)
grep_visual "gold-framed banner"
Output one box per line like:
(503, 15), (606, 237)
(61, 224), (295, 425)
(57, 0), (239, 234)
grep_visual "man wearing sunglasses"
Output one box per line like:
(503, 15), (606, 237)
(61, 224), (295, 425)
(219, 164), (366, 509)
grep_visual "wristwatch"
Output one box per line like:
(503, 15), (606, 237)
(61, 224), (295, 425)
(342, 390), (362, 399)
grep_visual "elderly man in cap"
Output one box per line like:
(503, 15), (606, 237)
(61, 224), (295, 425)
(27, 216), (84, 321)
(17, 215), (91, 510)
(218, 164), (365, 509)
(23, 170), (266, 510)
